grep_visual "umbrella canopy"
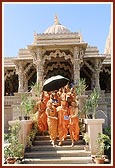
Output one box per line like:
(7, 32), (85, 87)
(43, 75), (70, 92)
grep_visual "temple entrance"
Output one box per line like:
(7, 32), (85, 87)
(80, 64), (93, 90)
(43, 56), (73, 83)
(100, 67), (111, 93)
(4, 70), (18, 95)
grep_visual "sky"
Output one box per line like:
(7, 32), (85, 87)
(3, 2), (112, 57)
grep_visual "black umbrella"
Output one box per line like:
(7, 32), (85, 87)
(43, 75), (70, 92)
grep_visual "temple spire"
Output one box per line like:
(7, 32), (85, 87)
(54, 14), (60, 25)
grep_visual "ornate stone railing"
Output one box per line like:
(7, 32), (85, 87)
(4, 96), (21, 106)
(4, 91), (111, 106)
(86, 90), (111, 103)
(4, 92), (32, 106)
(105, 93), (111, 103)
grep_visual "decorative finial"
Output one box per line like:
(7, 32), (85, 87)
(54, 14), (60, 25)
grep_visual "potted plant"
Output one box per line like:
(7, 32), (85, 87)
(83, 88), (99, 119)
(30, 82), (40, 97)
(21, 94), (36, 120)
(94, 132), (111, 164)
(75, 78), (88, 118)
(83, 97), (92, 118)
(83, 88), (107, 119)
(103, 126), (111, 162)
(25, 135), (33, 152)
(4, 122), (24, 164)
(83, 132), (90, 151)
(4, 145), (17, 164)
(82, 88), (108, 156)
(78, 119), (86, 140)
(16, 106), (23, 120)
(29, 130), (36, 142)
(76, 78), (87, 96)
(26, 121), (38, 147)
(88, 88), (100, 119)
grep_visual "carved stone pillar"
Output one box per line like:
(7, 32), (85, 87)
(23, 74), (28, 92)
(15, 62), (25, 93)
(94, 58), (102, 90)
(73, 47), (84, 84)
(36, 62), (43, 84)
(18, 64), (25, 92)
(95, 70), (100, 90)
(36, 64), (39, 84)
(31, 48), (44, 85)
(91, 73), (95, 90)
(73, 60), (80, 85)
(91, 58), (102, 91)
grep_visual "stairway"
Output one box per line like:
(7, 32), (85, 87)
(23, 133), (94, 165)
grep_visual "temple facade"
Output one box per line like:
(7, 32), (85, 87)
(4, 15), (111, 94)
(4, 16), (111, 131)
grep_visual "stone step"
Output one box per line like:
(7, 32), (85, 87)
(32, 139), (84, 146)
(22, 156), (94, 164)
(24, 149), (91, 158)
(35, 134), (83, 140)
(35, 135), (50, 140)
(28, 144), (85, 151)
(24, 133), (92, 165)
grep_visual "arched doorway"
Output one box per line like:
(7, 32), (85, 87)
(80, 64), (92, 90)
(43, 58), (73, 82)
(43, 49), (74, 82)
(100, 67), (111, 93)
(4, 70), (18, 95)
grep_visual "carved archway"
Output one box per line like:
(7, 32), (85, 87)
(43, 50), (73, 81)
(43, 49), (73, 81)
(43, 58), (73, 80)
(42, 49), (73, 64)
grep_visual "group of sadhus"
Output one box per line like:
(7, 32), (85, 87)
(35, 83), (80, 147)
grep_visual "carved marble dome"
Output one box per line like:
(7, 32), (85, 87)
(44, 15), (71, 34)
